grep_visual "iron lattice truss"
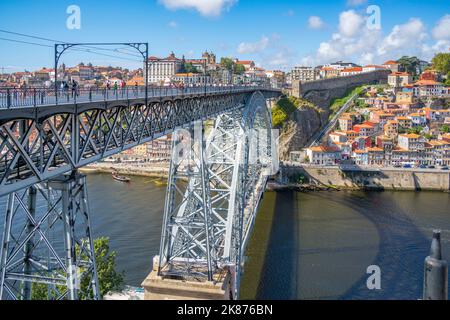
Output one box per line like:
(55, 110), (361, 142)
(159, 92), (275, 298)
(0, 93), (253, 197)
(0, 172), (99, 300)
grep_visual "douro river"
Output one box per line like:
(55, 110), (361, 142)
(1, 173), (449, 299)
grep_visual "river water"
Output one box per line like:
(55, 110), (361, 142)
(1, 173), (450, 300)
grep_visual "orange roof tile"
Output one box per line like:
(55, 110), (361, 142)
(308, 145), (340, 153)
(399, 133), (421, 139)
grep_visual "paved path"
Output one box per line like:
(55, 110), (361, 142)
(0, 86), (271, 109)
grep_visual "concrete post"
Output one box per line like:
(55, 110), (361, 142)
(423, 230), (448, 300)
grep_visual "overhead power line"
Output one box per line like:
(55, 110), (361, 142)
(0, 29), (144, 62)
(0, 37), (52, 48)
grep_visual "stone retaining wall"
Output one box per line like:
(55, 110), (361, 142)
(281, 165), (450, 191)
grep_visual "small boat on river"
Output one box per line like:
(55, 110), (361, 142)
(112, 171), (131, 183)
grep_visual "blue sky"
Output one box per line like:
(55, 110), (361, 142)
(0, 0), (449, 72)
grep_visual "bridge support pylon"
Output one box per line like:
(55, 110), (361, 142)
(143, 91), (277, 300)
(0, 171), (99, 300)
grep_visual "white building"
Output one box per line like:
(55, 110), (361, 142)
(146, 52), (182, 84)
(172, 73), (212, 86)
(290, 66), (319, 83)
(398, 134), (425, 151)
(306, 146), (341, 165)
(362, 65), (385, 73)
(388, 72), (412, 89)
(340, 67), (363, 77)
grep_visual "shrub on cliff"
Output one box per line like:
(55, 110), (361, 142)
(272, 96), (318, 128)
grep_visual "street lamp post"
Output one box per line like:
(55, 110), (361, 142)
(204, 58), (207, 95)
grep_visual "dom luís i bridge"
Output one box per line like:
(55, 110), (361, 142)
(0, 44), (281, 300)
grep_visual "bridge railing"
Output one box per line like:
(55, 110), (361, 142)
(0, 85), (275, 109)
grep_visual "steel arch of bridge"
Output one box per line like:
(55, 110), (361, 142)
(0, 91), (280, 197)
(0, 89), (280, 300)
(158, 92), (277, 299)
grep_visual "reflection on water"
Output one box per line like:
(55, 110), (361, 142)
(241, 190), (450, 300)
(1, 173), (450, 299)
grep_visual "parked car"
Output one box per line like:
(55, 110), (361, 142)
(403, 164), (412, 168)
(428, 165), (436, 169)
(419, 164), (427, 169)
(441, 166), (449, 170)
(393, 164), (402, 168)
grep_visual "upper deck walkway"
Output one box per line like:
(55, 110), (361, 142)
(0, 85), (280, 109)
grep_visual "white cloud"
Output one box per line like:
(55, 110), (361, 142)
(339, 10), (364, 37)
(237, 36), (270, 54)
(308, 16), (324, 30)
(377, 18), (427, 56)
(158, 0), (236, 17)
(266, 47), (294, 67)
(168, 21), (178, 28)
(298, 9), (450, 68)
(432, 15), (450, 40)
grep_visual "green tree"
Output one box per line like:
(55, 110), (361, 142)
(220, 57), (234, 71)
(234, 64), (246, 75)
(183, 63), (199, 74)
(30, 237), (124, 300)
(445, 71), (450, 86)
(80, 237), (124, 299)
(397, 56), (421, 76)
(398, 126), (408, 134)
(441, 124), (450, 133)
(407, 126), (423, 135)
(431, 53), (450, 74)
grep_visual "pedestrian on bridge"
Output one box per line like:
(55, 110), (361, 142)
(71, 79), (78, 98)
(113, 82), (118, 95)
(63, 82), (69, 97)
(134, 81), (138, 96)
(121, 80), (126, 97)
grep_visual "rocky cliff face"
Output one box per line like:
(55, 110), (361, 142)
(277, 102), (326, 161)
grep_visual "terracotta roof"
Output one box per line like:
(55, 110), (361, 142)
(427, 140), (447, 146)
(308, 145), (340, 153)
(415, 79), (442, 86)
(390, 72), (410, 76)
(392, 148), (409, 152)
(330, 131), (347, 136)
(399, 133), (421, 139)
(186, 59), (206, 64)
(342, 67), (363, 73)
(236, 60), (254, 65)
(383, 60), (398, 65)
(354, 124), (374, 129)
(174, 73), (198, 77)
(364, 65), (384, 68)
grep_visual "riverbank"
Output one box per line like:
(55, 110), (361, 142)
(79, 163), (169, 179)
(80, 162), (450, 192)
(280, 165), (450, 192)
